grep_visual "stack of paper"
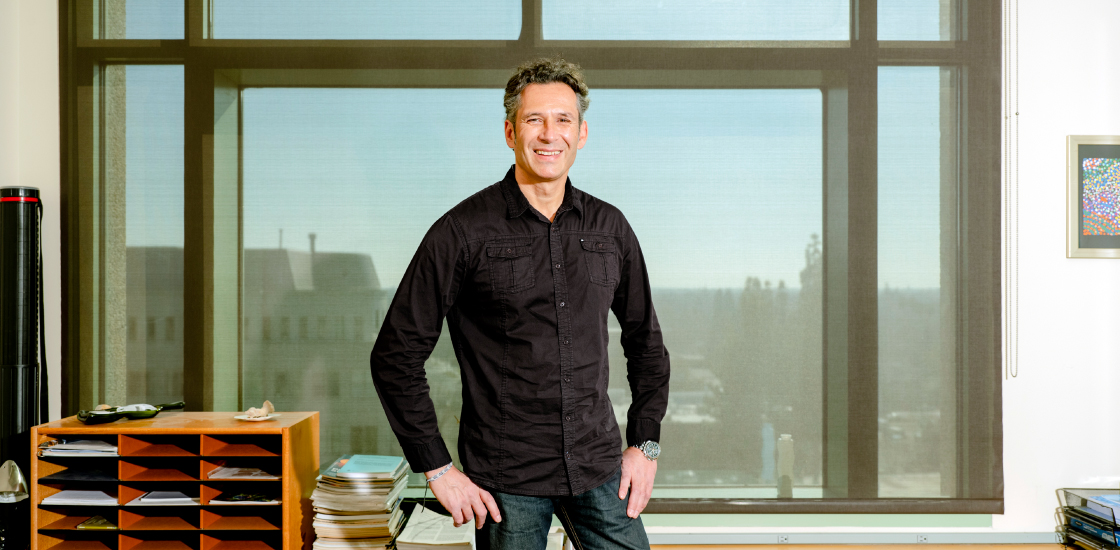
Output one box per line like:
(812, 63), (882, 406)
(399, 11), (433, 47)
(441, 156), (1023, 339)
(395, 504), (473, 550)
(137, 491), (197, 505)
(209, 492), (281, 505)
(208, 466), (279, 480)
(38, 439), (119, 457)
(311, 455), (409, 550)
(1086, 494), (1120, 522)
(41, 490), (118, 506)
(120, 491), (198, 506)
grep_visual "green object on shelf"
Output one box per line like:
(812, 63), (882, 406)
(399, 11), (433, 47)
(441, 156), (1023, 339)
(77, 401), (186, 424)
(76, 410), (121, 424)
(76, 515), (117, 530)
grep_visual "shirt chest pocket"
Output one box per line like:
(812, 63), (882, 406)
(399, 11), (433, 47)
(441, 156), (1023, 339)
(581, 239), (620, 288)
(486, 244), (535, 293)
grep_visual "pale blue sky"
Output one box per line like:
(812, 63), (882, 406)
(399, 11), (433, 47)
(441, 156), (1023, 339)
(237, 88), (822, 289)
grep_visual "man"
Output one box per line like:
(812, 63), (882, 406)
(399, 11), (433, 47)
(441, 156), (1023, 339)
(370, 58), (670, 550)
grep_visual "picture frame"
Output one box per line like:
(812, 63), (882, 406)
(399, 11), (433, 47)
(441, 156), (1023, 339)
(1067, 135), (1120, 258)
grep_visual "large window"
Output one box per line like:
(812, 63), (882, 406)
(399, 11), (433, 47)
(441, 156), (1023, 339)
(60, 0), (1003, 513)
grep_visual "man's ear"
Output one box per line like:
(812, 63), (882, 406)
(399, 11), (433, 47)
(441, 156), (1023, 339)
(504, 119), (516, 148)
(576, 119), (588, 150)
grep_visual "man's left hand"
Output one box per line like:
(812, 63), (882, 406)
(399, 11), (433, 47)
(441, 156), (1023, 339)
(618, 446), (657, 518)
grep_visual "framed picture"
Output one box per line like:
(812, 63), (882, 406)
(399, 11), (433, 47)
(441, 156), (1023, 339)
(1068, 135), (1120, 258)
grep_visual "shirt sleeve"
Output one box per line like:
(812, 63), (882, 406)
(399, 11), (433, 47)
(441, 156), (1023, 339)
(369, 214), (466, 473)
(611, 222), (671, 448)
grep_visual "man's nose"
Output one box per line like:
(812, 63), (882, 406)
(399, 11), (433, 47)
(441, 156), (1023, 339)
(539, 119), (557, 141)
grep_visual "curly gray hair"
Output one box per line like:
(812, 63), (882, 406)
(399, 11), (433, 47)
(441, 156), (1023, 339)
(504, 57), (590, 125)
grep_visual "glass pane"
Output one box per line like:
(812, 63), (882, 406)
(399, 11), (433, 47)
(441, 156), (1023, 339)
(240, 89), (507, 482)
(570, 90), (824, 495)
(212, 0), (520, 40)
(241, 87), (823, 493)
(106, 65), (185, 405)
(99, 0), (184, 39)
(878, 0), (953, 40)
(877, 66), (958, 497)
(544, 0), (848, 40)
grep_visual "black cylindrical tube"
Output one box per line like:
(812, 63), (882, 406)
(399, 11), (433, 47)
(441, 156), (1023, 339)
(0, 187), (39, 550)
(0, 186), (40, 468)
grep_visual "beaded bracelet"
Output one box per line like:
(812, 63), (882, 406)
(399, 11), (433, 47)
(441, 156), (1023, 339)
(426, 463), (453, 483)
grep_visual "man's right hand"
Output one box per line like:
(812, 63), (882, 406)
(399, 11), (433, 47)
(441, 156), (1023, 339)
(427, 464), (502, 529)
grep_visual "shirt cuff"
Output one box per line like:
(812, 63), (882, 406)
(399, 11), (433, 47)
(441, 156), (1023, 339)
(402, 438), (453, 474)
(626, 418), (662, 448)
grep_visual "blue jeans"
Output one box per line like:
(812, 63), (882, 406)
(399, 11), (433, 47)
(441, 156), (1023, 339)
(477, 468), (650, 550)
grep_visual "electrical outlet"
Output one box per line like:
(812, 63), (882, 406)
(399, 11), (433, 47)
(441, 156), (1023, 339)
(777, 535), (789, 543)
(917, 535), (929, 543)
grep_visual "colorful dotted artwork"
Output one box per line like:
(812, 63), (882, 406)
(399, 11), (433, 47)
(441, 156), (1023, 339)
(1082, 157), (1120, 235)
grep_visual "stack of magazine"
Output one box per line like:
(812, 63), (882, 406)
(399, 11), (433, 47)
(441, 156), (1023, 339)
(311, 455), (409, 550)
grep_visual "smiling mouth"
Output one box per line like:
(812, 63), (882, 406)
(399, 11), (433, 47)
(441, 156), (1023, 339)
(534, 150), (561, 156)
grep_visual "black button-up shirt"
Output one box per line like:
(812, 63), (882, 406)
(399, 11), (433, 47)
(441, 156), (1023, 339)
(370, 166), (670, 496)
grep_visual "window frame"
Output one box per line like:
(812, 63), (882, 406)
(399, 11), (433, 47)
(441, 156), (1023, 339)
(58, 0), (1003, 514)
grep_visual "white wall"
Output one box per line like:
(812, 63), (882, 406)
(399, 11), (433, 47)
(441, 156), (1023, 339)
(1, 0), (1116, 538)
(0, 0), (62, 422)
(0, 0), (19, 186)
(993, 0), (1120, 534)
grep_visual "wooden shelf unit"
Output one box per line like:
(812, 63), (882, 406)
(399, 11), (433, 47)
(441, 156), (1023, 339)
(31, 412), (319, 550)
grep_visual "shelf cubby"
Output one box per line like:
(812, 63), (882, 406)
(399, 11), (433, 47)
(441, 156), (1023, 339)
(201, 533), (281, 550)
(201, 435), (280, 457)
(119, 484), (200, 506)
(38, 507), (120, 531)
(38, 536), (116, 550)
(201, 507), (282, 530)
(200, 482), (281, 505)
(201, 457), (281, 481)
(121, 459), (201, 482)
(120, 509), (202, 530)
(36, 485), (120, 507)
(38, 455), (113, 471)
(39, 516), (96, 530)
(119, 435), (199, 457)
(41, 467), (120, 484)
(37, 434), (120, 452)
(119, 533), (199, 550)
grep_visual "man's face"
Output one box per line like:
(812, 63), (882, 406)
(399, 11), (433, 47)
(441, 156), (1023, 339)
(504, 82), (588, 186)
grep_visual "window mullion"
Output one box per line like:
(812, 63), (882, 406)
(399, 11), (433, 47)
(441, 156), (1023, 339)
(846, 61), (879, 499)
(519, 0), (541, 45)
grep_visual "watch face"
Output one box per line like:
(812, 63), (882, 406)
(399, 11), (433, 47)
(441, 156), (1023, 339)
(642, 441), (660, 460)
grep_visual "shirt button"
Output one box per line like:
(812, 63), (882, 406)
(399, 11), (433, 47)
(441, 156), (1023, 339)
(552, 226), (559, 231)
(506, 248), (512, 253)
(564, 339), (570, 345)
(559, 301), (566, 307)
(565, 415), (572, 421)
(555, 263), (561, 269)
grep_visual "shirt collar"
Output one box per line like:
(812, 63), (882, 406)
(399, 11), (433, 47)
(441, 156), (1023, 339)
(499, 165), (584, 220)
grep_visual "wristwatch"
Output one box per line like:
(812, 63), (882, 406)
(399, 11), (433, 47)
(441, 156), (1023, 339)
(632, 440), (660, 461)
